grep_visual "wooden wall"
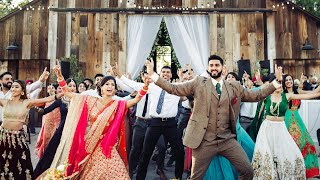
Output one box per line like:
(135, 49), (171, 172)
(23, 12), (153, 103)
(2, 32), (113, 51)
(0, 0), (49, 80)
(1, 0), (319, 80)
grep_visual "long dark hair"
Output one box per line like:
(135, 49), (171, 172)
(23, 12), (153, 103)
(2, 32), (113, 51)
(97, 76), (117, 96)
(282, 74), (300, 109)
(225, 72), (240, 81)
(13, 80), (28, 99)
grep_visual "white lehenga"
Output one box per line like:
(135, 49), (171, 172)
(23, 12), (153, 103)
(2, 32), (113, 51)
(252, 120), (306, 180)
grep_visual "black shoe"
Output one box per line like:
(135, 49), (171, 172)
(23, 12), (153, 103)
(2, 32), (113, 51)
(156, 169), (168, 180)
(166, 157), (175, 167)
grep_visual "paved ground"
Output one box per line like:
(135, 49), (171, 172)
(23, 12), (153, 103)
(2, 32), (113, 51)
(28, 128), (320, 180)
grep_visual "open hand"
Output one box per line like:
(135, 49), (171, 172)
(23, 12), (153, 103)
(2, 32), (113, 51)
(145, 58), (154, 76)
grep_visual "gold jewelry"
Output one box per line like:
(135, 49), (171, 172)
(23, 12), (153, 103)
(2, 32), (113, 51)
(270, 101), (280, 116)
(21, 92), (24, 95)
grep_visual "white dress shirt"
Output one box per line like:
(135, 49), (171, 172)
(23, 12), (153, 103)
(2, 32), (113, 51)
(119, 76), (151, 118)
(149, 74), (184, 118)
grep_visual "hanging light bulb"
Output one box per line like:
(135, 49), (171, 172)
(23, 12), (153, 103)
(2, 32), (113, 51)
(292, 6), (294, 10)
(272, 5), (276, 8)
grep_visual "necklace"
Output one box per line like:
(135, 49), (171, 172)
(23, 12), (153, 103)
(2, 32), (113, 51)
(270, 101), (280, 116)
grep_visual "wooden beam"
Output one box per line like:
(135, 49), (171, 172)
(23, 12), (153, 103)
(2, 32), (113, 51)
(266, 12), (275, 72)
(49, 7), (274, 13)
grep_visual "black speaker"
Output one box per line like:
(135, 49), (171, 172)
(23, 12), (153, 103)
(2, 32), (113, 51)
(60, 61), (70, 79)
(237, 59), (251, 79)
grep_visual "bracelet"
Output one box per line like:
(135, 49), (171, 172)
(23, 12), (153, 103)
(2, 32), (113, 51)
(142, 86), (148, 92)
(139, 89), (147, 96)
(58, 79), (67, 87)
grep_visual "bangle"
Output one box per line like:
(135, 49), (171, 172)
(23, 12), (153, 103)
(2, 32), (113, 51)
(58, 79), (67, 87)
(139, 89), (147, 96)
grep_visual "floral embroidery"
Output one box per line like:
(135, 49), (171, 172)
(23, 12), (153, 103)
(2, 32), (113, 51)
(4, 160), (9, 175)
(22, 152), (26, 160)
(17, 160), (22, 174)
(25, 169), (32, 180)
(7, 151), (12, 159)
(2, 150), (6, 159)
(11, 134), (16, 149)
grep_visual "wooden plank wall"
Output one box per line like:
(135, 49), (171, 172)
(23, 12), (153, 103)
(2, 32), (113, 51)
(209, 13), (265, 73)
(0, 0), (49, 61)
(1, 0), (319, 79)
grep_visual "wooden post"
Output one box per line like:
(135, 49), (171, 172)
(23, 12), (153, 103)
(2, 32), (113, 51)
(65, 0), (75, 57)
(118, 14), (127, 75)
(47, 0), (59, 69)
(209, 13), (218, 55)
(266, 12), (276, 72)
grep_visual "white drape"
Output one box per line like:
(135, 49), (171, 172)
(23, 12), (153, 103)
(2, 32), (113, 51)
(164, 15), (209, 75)
(126, 15), (163, 79)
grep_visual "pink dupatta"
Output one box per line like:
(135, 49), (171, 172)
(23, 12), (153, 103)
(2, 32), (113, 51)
(65, 99), (128, 177)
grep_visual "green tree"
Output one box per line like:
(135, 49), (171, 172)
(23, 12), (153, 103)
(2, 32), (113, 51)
(62, 55), (83, 84)
(0, 0), (14, 18)
(295, 0), (320, 17)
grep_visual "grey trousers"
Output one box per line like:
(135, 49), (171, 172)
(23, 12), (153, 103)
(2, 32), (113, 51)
(190, 138), (253, 180)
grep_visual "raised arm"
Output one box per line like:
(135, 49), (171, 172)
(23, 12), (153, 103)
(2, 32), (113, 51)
(53, 60), (77, 99)
(26, 67), (50, 93)
(146, 58), (196, 97)
(126, 78), (149, 108)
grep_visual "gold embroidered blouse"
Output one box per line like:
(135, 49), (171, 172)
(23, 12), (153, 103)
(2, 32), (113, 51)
(2, 100), (29, 123)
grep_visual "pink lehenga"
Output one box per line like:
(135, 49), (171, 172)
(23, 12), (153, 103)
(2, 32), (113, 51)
(44, 94), (129, 179)
(35, 102), (61, 158)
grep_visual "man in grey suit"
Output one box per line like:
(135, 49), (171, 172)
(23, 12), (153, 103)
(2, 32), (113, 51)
(146, 55), (283, 180)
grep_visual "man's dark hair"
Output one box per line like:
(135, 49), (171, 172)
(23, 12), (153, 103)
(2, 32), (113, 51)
(161, 66), (171, 71)
(94, 73), (104, 79)
(83, 78), (93, 85)
(0, 72), (12, 80)
(208, 55), (224, 65)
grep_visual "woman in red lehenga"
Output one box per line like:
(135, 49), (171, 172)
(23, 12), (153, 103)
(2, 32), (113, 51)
(42, 63), (149, 179)
(35, 84), (61, 158)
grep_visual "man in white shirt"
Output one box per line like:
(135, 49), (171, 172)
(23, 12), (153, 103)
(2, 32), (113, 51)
(135, 66), (184, 180)
(0, 68), (49, 124)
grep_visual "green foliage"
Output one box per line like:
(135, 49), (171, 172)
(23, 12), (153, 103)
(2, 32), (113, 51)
(62, 55), (83, 84)
(0, 0), (14, 18)
(295, 0), (320, 17)
(0, 0), (29, 19)
(149, 19), (181, 69)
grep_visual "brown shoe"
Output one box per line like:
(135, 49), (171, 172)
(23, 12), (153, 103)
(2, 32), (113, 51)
(156, 169), (168, 180)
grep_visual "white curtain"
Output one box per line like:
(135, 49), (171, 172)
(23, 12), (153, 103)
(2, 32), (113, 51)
(164, 15), (209, 75)
(127, 15), (163, 79)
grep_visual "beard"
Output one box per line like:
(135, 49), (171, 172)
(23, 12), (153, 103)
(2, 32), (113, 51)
(207, 70), (222, 79)
(2, 82), (12, 89)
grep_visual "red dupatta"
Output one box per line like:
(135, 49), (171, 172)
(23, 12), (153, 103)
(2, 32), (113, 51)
(65, 99), (128, 177)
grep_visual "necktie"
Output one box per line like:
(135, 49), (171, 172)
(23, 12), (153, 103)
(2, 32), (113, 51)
(156, 90), (166, 114)
(216, 83), (221, 98)
(142, 94), (149, 117)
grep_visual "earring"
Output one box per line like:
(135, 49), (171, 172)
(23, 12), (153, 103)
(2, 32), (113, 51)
(21, 92), (24, 95)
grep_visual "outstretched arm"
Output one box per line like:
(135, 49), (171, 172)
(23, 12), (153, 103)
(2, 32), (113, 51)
(26, 93), (63, 108)
(146, 58), (195, 97)
(126, 78), (149, 108)
(287, 92), (320, 101)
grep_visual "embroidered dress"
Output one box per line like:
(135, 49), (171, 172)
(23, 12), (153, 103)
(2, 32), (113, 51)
(285, 99), (319, 178)
(35, 102), (61, 158)
(252, 94), (306, 179)
(41, 95), (129, 179)
(0, 100), (33, 179)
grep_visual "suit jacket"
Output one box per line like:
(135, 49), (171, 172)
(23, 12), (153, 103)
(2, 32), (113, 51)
(155, 76), (276, 149)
